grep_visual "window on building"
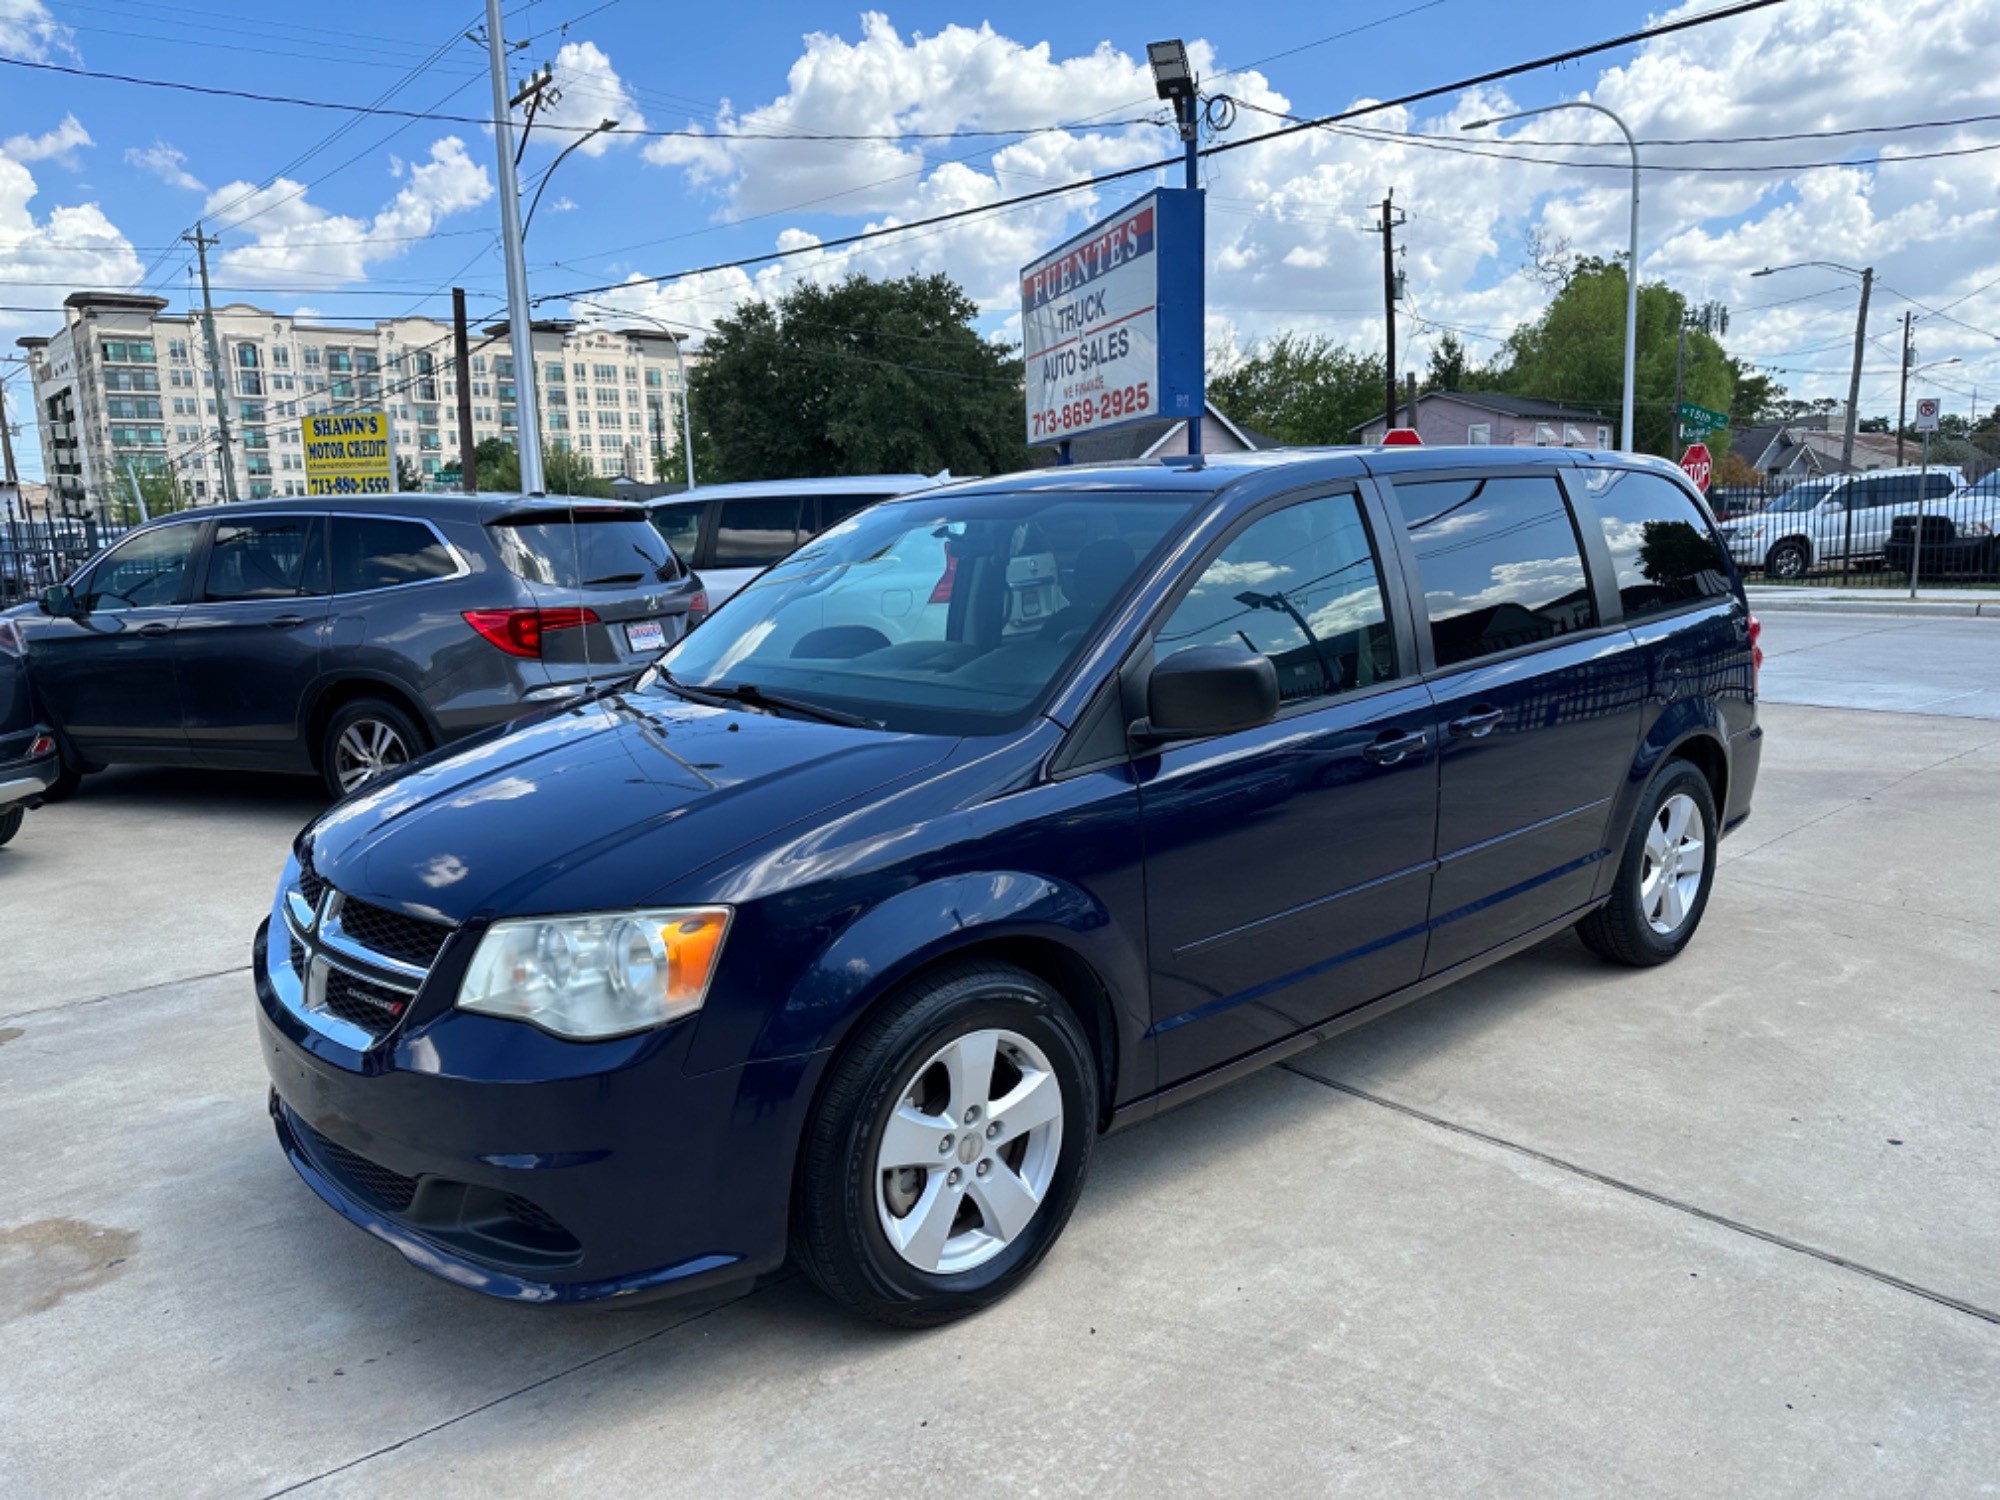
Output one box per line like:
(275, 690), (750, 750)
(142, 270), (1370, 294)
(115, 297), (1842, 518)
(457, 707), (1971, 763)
(1534, 423), (1557, 447)
(355, 352), (379, 374)
(1597, 426), (1612, 447)
(271, 345), (289, 368)
(1467, 423), (1491, 445)
(625, 365), (637, 383)
(235, 344), (260, 369)
(645, 368), (662, 389)
(573, 361), (587, 379)
(1391, 474), (1595, 667)
(303, 347), (322, 369)
(239, 371), (263, 396)
(545, 362), (565, 383)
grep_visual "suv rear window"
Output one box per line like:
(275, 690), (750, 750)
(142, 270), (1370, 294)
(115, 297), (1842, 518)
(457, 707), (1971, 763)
(488, 510), (678, 589)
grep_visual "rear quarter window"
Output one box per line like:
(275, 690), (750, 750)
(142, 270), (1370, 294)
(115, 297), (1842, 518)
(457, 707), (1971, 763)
(1582, 468), (1733, 621)
(330, 517), (458, 594)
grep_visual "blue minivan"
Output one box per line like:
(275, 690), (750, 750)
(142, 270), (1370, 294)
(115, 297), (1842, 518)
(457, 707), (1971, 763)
(256, 447), (1762, 1326)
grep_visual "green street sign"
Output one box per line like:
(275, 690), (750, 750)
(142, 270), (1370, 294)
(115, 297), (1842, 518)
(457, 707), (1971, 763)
(1677, 401), (1728, 431)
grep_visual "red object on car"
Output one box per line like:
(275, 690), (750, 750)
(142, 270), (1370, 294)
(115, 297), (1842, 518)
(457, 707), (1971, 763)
(685, 590), (709, 628)
(462, 607), (601, 659)
(1381, 428), (1423, 446)
(1748, 613), (1763, 691)
(929, 553), (959, 604)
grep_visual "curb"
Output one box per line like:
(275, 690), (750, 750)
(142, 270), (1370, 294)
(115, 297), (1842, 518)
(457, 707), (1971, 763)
(1746, 592), (2000, 619)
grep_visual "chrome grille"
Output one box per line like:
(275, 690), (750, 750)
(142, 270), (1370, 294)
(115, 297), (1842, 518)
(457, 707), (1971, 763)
(279, 854), (455, 1049)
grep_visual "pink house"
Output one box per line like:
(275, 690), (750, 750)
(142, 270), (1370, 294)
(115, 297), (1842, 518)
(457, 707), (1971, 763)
(1356, 391), (1614, 448)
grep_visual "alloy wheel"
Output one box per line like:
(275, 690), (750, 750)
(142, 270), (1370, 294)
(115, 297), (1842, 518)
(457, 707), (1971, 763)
(1641, 791), (1707, 936)
(333, 718), (410, 793)
(875, 1027), (1066, 1275)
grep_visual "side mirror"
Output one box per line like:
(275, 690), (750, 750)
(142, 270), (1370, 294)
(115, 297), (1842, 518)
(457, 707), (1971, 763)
(40, 584), (76, 618)
(1132, 645), (1280, 744)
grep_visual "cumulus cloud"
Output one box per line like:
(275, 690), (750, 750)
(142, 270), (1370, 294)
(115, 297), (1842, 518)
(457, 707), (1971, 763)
(125, 141), (204, 192)
(529, 41), (648, 158)
(604, 1), (2000, 415)
(5, 113), (91, 167)
(211, 136), (492, 285)
(0, 0), (75, 60)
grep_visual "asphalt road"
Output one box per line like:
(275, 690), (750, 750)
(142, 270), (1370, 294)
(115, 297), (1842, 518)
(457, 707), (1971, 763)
(2, 614), (1997, 1497)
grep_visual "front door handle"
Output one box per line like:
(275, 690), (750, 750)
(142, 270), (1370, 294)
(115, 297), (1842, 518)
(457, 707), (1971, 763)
(136, 620), (174, 637)
(1362, 728), (1429, 765)
(1447, 706), (1504, 739)
(267, 615), (306, 630)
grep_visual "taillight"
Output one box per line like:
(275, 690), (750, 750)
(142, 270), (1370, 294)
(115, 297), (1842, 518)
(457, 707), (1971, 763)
(685, 590), (709, 627)
(29, 734), (55, 758)
(1748, 613), (1763, 692)
(0, 619), (21, 656)
(929, 553), (958, 604)
(462, 607), (600, 659)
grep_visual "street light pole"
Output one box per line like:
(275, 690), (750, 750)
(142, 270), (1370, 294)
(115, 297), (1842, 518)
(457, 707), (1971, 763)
(522, 118), (617, 237)
(482, 0), (544, 495)
(1465, 102), (1639, 453)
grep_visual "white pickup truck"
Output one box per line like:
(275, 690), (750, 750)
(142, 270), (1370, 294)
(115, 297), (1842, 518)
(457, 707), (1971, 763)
(1881, 471), (2000, 578)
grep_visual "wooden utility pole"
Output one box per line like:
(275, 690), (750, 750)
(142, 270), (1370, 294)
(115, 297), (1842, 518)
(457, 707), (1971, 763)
(452, 288), (477, 495)
(1375, 191), (1406, 433)
(1404, 371), (1418, 433)
(184, 223), (237, 503)
(1896, 310), (1913, 465)
(0, 368), (20, 487)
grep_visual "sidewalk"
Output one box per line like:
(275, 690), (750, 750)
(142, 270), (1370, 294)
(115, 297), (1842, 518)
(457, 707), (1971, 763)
(1746, 584), (2000, 618)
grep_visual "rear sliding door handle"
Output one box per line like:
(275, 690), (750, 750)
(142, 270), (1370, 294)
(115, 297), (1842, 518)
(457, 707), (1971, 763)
(136, 621), (174, 637)
(1362, 728), (1429, 765)
(1447, 706), (1504, 739)
(267, 615), (306, 629)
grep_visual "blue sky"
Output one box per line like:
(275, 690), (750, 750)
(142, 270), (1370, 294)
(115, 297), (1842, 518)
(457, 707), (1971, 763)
(5, 0), (1999, 480)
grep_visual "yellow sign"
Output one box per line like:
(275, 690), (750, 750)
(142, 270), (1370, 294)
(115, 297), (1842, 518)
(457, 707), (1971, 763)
(301, 412), (394, 496)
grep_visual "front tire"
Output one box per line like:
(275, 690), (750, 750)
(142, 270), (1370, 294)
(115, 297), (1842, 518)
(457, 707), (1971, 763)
(320, 697), (426, 799)
(1578, 758), (1718, 968)
(792, 961), (1097, 1328)
(1764, 539), (1809, 579)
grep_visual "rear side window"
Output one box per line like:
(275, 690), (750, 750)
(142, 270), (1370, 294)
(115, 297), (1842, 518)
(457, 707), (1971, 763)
(713, 497), (804, 568)
(205, 516), (323, 600)
(330, 517), (457, 594)
(1392, 474), (1595, 668)
(649, 502), (704, 565)
(1581, 469), (1732, 622)
(1157, 494), (1395, 705)
(489, 512), (675, 589)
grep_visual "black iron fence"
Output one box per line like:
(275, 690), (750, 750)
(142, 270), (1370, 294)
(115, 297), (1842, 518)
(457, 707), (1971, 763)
(1, 515), (118, 605)
(1711, 462), (2000, 588)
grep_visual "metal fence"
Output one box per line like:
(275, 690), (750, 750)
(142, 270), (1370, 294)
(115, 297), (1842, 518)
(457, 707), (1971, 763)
(1712, 459), (2000, 589)
(0, 515), (117, 605)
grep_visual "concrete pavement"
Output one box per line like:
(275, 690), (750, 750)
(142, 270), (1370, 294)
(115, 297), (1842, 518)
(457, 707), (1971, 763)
(3, 619), (1998, 1497)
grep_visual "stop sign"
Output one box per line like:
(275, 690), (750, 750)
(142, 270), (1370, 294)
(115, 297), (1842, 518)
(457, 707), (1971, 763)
(1680, 442), (1712, 491)
(1381, 428), (1423, 446)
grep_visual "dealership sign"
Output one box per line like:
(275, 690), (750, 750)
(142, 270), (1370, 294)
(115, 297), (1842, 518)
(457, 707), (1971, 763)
(301, 411), (394, 496)
(1021, 188), (1204, 448)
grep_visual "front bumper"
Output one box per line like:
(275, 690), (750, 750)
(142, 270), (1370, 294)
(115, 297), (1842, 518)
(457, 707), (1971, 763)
(254, 912), (821, 1304)
(1883, 537), (1993, 573)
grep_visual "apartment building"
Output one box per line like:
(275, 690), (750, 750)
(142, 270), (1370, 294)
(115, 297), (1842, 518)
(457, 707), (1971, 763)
(16, 292), (693, 518)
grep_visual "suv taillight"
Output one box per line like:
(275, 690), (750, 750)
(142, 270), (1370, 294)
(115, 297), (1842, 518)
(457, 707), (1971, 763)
(685, 590), (709, 627)
(463, 607), (600, 659)
(1748, 613), (1763, 693)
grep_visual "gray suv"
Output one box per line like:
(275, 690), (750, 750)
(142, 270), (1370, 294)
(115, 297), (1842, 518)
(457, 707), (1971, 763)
(22, 494), (701, 798)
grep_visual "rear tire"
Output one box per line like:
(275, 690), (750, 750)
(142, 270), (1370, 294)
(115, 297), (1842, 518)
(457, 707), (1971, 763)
(792, 961), (1097, 1328)
(1578, 758), (1718, 968)
(320, 697), (426, 799)
(0, 805), (22, 847)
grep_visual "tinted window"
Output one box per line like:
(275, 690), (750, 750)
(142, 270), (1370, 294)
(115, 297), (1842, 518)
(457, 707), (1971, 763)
(204, 516), (320, 600)
(712, 497), (803, 568)
(649, 502), (704, 565)
(657, 490), (1196, 736)
(330, 517), (457, 594)
(815, 493), (889, 533)
(1581, 469), (1731, 621)
(488, 513), (675, 589)
(1157, 494), (1393, 706)
(1393, 474), (1595, 668)
(80, 523), (199, 612)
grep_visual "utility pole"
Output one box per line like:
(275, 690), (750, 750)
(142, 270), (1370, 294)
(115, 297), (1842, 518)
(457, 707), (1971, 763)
(0, 369), (19, 487)
(184, 224), (237, 503)
(483, 0), (545, 495)
(1896, 310), (1913, 465)
(1376, 191), (1406, 433)
(1837, 268), (1872, 478)
(1672, 319), (1689, 456)
(452, 287), (477, 495)
(1404, 371), (1418, 433)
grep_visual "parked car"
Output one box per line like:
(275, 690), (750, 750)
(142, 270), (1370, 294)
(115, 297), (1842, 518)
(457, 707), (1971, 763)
(17, 495), (702, 799)
(256, 447), (1760, 1325)
(1706, 485), (1768, 522)
(646, 474), (946, 609)
(0, 615), (60, 847)
(1880, 471), (2000, 578)
(1717, 465), (1966, 577)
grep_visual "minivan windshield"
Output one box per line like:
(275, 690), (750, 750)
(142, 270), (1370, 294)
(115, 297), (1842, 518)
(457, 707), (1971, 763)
(645, 488), (1199, 735)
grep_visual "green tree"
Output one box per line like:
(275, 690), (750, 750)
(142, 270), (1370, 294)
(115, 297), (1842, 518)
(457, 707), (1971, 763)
(659, 406), (723, 487)
(108, 464), (183, 526)
(395, 456), (423, 492)
(540, 445), (614, 498)
(1208, 333), (1387, 445)
(1490, 263), (1735, 458)
(474, 436), (519, 493)
(692, 272), (1028, 481)
(1424, 331), (1472, 392)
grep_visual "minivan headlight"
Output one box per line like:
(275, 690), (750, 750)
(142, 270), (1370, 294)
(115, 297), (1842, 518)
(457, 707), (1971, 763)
(457, 908), (731, 1039)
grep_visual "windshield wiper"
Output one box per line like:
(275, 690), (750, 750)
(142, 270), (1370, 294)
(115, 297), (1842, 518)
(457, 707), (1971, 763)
(582, 571), (645, 585)
(655, 672), (878, 728)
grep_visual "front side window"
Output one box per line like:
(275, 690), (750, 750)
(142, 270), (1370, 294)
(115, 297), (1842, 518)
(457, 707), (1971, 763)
(79, 523), (200, 612)
(712, 497), (804, 569)
(205, 517), (322, 600)
(1581, 469), (1732, 622)
(1392, 474), (1595, 668)
(1156, 494), (1394, 706)
(329, 517), (457, 594)
(656, 489), (1198, 736)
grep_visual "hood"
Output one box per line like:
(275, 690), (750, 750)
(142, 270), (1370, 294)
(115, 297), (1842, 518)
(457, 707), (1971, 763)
(305, 693), (956, 923)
